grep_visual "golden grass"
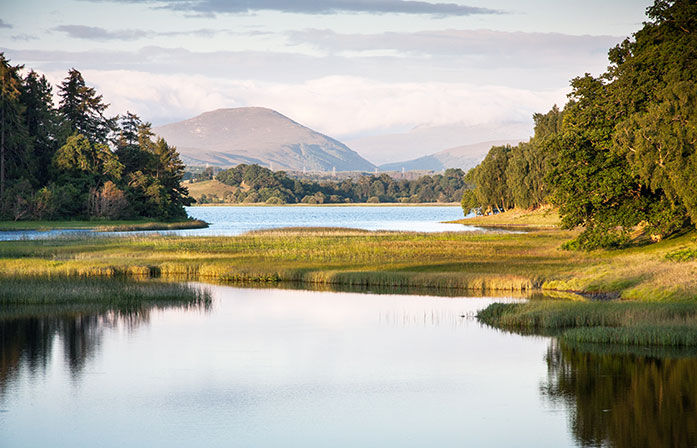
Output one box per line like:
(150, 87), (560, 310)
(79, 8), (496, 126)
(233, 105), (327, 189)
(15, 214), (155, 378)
(1, 225), (696, 301)
(452, 206), (561, 228)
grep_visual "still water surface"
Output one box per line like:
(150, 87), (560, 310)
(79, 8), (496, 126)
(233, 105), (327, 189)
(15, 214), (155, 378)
(2, 285), (694, 447)
(0, 205), (477, 240)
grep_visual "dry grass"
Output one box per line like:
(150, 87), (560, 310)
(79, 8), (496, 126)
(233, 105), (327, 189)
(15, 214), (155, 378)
(1, 225), (696, 300)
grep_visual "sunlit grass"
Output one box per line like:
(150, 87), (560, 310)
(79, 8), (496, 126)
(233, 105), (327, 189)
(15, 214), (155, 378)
(0, 225), (695, 300)
(477, 300), (697, 346)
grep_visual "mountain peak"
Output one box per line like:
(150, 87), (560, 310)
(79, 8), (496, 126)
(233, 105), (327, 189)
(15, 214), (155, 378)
(153, 107), (375, 171)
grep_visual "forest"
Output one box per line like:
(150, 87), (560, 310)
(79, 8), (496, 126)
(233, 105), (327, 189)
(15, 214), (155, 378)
(0, 58), (192, 221)
(462, 0), (696, 250)
(210, 163), (468, 204)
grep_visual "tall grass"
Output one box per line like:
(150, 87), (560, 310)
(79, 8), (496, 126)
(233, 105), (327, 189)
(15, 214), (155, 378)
(0, 276), (211, 309)
(477, 300), (697, 346)
(0, 226), (695, 300)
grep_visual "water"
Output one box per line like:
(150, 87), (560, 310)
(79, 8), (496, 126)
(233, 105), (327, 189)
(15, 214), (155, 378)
(2, 285), (694, 447)
(0, 205), (480, 241)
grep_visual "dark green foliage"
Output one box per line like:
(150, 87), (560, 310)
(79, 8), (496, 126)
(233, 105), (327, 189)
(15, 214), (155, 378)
(461, 108), (561, 216)
(0, 58), (192, 221)
(465, 0), (697, 250)
(213, 163), (468, 204)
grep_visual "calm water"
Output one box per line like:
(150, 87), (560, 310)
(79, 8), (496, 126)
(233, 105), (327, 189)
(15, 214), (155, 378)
(1, 285), (694, 447)
(0, 205), (480, 241)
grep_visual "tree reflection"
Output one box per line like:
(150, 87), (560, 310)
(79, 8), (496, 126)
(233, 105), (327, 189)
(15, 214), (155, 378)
(0, 309), (155, 397)
(543, 340), (697, 448)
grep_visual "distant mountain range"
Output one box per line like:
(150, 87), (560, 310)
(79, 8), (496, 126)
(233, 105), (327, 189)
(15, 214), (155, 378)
(379, 139), (523, 172)
(153, 107), (376, 172)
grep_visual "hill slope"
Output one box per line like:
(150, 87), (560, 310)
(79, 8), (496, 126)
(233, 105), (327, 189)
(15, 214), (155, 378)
(379, 139), (524, 172)
(154, 107), (376, 172)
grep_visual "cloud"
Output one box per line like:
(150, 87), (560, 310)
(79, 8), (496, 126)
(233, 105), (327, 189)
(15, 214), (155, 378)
(287, 28), (620, 60)
(53, 25), (150, 41)
(83, 0), (502, 17)
(38, 69), (566, 140)
(51, 25), (268, 41)
(0, 19), (12, 29)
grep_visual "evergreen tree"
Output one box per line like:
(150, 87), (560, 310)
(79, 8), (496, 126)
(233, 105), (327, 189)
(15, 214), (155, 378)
(58, 69), (115, 145)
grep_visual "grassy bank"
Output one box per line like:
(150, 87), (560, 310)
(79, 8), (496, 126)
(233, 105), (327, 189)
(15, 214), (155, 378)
(452, 206), (561, 229)
(1, 224), (696, 301)
(477, 300), (697, 346)
(0, 219), (208, 232)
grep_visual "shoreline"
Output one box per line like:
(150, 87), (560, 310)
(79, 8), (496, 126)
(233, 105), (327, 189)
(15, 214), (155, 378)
(188, 202), (461, 207)
(0, 219), (209, 232)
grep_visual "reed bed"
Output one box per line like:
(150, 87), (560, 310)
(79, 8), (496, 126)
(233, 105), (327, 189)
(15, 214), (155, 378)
(0, 276), (211, 307)
(477, 301), (697, 346)
(0, 227), (696, 300)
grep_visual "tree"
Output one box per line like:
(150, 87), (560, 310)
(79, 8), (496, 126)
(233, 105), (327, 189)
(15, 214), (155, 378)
(58, 69), (115, 144)
(0, 53), (29, 204)
(21, 70), (62, 186)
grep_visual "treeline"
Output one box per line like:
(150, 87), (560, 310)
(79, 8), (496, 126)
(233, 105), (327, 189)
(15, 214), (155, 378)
(462, 0), (697, 250)
(0, 55), (192, 221)
(209, 164), (468, 204)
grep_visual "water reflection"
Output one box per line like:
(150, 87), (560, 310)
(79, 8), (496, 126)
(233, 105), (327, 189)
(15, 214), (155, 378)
(543, 340), (697, 448)
(0, 310), (153, 396)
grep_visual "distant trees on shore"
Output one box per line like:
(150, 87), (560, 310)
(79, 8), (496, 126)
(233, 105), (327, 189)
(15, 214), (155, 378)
(210, 164), (468, 204)
(462, 0), (696, 250)
(0, 60), (192, 221)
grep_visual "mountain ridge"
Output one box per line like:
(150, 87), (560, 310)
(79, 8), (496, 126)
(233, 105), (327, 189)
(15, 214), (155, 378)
(153, 107), (376, 172)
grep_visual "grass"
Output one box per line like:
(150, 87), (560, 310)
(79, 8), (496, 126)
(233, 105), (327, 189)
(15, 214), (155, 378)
(0, 223), (696, 301)
(0, 218), (208, 232)
(452, 206), (561, 229)
(477, 300), (697, 346)
(0, 276), (211, 319)
(185, 179), (238, 202)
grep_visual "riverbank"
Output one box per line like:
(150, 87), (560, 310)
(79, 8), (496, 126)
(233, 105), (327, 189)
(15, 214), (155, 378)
(0, 219), (208, 232)
(1, 225), (695, 302)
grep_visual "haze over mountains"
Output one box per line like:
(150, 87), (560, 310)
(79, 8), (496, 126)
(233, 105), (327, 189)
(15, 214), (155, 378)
(153, 107), (376, 172)
(379, 140), (523, 172)
(154, 107), (527, 173)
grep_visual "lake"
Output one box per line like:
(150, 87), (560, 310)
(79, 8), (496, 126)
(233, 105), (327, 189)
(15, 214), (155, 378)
(0, 205), (481, 241)
(1, 284), (694, 447)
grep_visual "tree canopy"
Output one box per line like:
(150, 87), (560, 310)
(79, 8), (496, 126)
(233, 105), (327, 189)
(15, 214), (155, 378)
(0, 58), (192, 221)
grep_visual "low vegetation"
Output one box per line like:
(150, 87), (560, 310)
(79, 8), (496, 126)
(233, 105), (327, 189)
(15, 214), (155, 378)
(0, 223), (695, 302)
(0, 218), (208, 232)
(477, 300), (697, 346)
(0, 276), (211, 317)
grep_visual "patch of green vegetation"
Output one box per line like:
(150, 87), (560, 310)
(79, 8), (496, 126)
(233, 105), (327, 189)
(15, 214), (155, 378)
(0, 219), (207, 232)
(0, 227), (696, 301)
(665, 247), (697, 262)
(0, 276), (211, 309)
(477, 300), (697, 346)
(452, 207), (560, 229)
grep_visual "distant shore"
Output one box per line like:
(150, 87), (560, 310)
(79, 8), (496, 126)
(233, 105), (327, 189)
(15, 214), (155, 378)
(190, 202), (461, 207)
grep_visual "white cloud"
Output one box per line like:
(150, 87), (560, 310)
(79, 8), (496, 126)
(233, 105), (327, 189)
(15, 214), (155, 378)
(43, 69), (567, 139)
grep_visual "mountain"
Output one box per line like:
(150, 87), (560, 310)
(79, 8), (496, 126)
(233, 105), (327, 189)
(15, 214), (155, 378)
(379, 139), (524, 172)
(153, 107), (376, 172)
(346, 122), (532, 166)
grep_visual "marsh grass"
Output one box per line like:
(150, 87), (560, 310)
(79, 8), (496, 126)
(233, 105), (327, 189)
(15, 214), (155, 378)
(0, 276), (211, 309)
(0, 219), (208, 232)
(0, 225), (696, 300)
(477, 301), (697, 346)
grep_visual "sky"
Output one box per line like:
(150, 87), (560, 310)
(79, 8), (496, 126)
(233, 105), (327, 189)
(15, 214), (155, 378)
(1, 0), (653, 161)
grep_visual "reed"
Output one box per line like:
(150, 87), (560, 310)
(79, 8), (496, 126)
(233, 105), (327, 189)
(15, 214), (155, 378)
(0, 226), (696, 300)
(477, 300), (697, 346)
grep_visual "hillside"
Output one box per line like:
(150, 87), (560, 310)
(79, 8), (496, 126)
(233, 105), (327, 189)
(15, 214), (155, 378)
(154, 107), (376, 172)
(379, 139), (523, 172)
